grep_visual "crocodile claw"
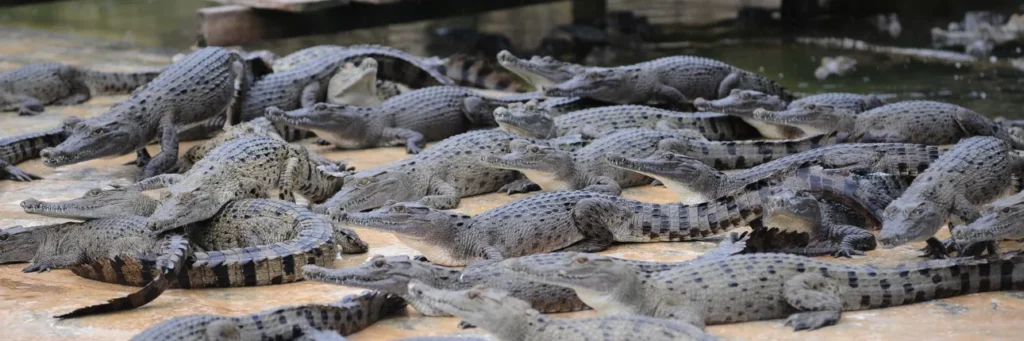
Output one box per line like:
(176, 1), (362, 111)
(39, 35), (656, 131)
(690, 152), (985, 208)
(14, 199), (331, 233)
(22, 263), (52, 273)
(456, 320), (477, 329)
(785, 311), (840, 331)
(832, 248), (864, 258)
(4, 165), (41, 181)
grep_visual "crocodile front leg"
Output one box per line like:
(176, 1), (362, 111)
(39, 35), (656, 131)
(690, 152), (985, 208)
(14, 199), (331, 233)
(498, 178), (540, 195)
(828, 224), (876, 258)
(420, 178), (460, 209)
(563, 198), (623, 252)
(0, 92), (45, 116)
(123, 149), (152, 167)
(141, 115), (181, 179)
(1, 160), (41, 181)
(383, 127), (426, 154)
(783, 273), (843, 331)
(300, 82), (322, 108)
(581, 176), (622, 195)
(24, 253), (83, 273)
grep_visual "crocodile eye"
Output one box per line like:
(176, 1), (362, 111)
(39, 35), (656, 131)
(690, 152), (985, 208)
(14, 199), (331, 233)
(86, 188), (102, 196)
(661, 153), (674, 160)
(527, 146), (540, 153)
(91, 128), (106, 136)
(358, 178), (371, 186)
(373, 259), (386, 268)
(0, 233), (8, 241)
(574, 256), (589, 264)
(466, 291), (480, 299)
(541, 56), (554, 62)
(586, 72), (602, 80)
(314, 103), (329, 111)
(1001, 207), (1013, 214)
(805, 104), (817, 110)
(178, 192), (195, 201)
(392, 205), (405, 213)
(740, 92), (751, 100)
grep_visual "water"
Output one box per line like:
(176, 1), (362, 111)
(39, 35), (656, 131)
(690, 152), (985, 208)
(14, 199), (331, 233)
(1, 0), (1023, 117)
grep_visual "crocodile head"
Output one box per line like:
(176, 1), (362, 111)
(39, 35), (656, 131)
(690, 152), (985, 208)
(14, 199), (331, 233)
(328, 58), (382, 106)
(753, 103), (854, 135)
(315, 168), (421, 213)
(329, 200), (465, 239)
(952, 192), (1024, 246)
(693, 89), (787, 116)
(763, 189), (821, 234)
(878, 198), (945, 248)
(493, 101), (557, 139)
(501, 253), (637, 311)
(605, 151), (725, 204)
(21, 188), (158, 220)
(41, 115), (143, 167)
(302, 255), (445, 295)
(146, 174), (237, 233)
(496, 50), (582, 88)
(0, 225), (46, 264)
(264, 103), (375, 142)
(407, 281), (535, 335)
(479, 140), (575, 191)
(543, 68), (633, 104)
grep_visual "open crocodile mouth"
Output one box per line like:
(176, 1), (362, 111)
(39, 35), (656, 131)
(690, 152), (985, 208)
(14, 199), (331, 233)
(41, 149), (82, 167)
(20, 199), (105, 215)
(304, 266), (394, 286)
(478, 155), (543, 170)
(335, 213), (416, 228)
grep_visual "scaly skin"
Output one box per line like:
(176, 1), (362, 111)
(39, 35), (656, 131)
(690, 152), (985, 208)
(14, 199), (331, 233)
(953, 189), (1024, 248)
(496, 50), (585, 88)
(0, 127), (67, 181)
(130, 291), (406, 341)
(493, 100), (759, 140)
(302, 254), (586, 317)
(753, 101), (1024, 148)
(693, 89), (884, 139)
(314, 129), (584, 212)
(657, 131), (841, 170)
(246, 44), (455, 122)
(543, 56), (793, 106)
(504, 252), (1024, 330)
(140, 137), (350, 234)
(326, 58), (392, 106)
(480, 128), (705, 195)
(40, 47), (249, 178)
(879, 136), (1024, 256)
(405, 282), (716, 341)
(265, 86), (515, 154)
(438, 54), (531, 92)
(178, 117), (334, 173)
(608, 142), (942, 204)
(755, 189), (879, 257)
(0, 62), (160, 116)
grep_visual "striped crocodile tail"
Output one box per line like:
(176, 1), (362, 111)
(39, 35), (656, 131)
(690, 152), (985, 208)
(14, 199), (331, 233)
(56, 234), (191, 319)
(81, 68), (163, 95)
(440, 54), (532, 92)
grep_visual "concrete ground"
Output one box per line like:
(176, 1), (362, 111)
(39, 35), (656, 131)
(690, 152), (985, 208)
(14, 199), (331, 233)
(1, 28), (1022, 340)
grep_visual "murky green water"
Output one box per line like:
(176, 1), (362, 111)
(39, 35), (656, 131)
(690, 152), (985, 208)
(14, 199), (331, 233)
(1, 0), (1022, 117)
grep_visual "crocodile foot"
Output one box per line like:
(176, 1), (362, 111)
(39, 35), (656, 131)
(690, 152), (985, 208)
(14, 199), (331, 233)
(456, 320), (477, 329)
(832, 248), (865, 258)
(498, 179), (540, 195)
(3, 165), (41, 181)
(785, 311), (840, 331)
(919, 237), (954, 259)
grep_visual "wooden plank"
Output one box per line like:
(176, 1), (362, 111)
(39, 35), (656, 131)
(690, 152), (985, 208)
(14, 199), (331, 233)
(211, 0), (352, 13)
(198, 0), (566, 46)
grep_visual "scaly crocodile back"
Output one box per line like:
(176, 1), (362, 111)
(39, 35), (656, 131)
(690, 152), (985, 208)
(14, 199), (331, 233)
(554, 105), (760, 140)
(271, 44), (454, 87)
(664, 131), (840, 170)
(79, 68), (162, 95)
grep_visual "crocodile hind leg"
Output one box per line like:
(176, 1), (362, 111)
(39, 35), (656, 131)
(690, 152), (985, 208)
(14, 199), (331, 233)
(827, 224), (876, 258)
(581, 176), (622, 196)
(383, 127), (426, 154)
(498, 178), (540, 195)
(1, 160), (41, 181)
(783, 273), (843, 331)
(563, 198), (625, 252)
(278, 157), (300, 202)
(419, 178), (460, 209)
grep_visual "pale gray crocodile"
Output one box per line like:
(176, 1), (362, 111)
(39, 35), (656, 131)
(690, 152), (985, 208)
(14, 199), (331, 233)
(480, 128), (705, 195)
(493, 100), (759, 140)
(264, 86), (518, 154)
(657, 131), (841, 170)
(693, 89), (886, 139)
(130, 291), (406, 341)
(136, 137), (350, 234)
(40, 47), (250, 178)
(502, 251), (1024, 331)
(879, 136), (1024, 257)
(607, 142), (942, 204)
(0, 62), (160, 115)
(313, 129), (584, 212)
(952, 189), (1024, 251)
(496, 50), (584, 88)
(754, 189), (879, 257)
(405, 281), (716, 341)
(302, 254), (586, 317)
(1, 127), (67, 181)
(753, 101), (1024, 148)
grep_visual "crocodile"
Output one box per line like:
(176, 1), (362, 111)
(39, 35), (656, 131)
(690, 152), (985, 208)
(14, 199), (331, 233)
(19, 187), (367, 253)
(177, 118), (337, 173)
(40, 47), (250, 178)
(302, 254), (586, 317)
(492, 100), (759, 140)
(754, 189), (879, 257)
(130, 290), (405, 341)
(952, 189), (1024, 250)
(657, 131), (841, 170)
(243, 45), (455, 122)
(542, 55), (793, 106)
(753, 101), (1024, 148)
(502, 251), (1024, 331)
(313, 129), (585, 212)
(438, 53), (531, 92)
(693, 89), (885, 139)
(137, 137), (350, 234)
(879, 136), (1024, 257)
(0, 62), (160, 115)
(406, 281), (716, 341)
(0, 126), (67, 181)
(606, 142), (942, 204)
(264, 86), (517, 154)
(326, 58), (397, 106)
(480, 128), (705, 195)
(813, 56), (857, 80)
(496, 50), (585, 88)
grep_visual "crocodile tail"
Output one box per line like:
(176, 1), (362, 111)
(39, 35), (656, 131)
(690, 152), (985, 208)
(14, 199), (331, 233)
(440, 54), (532, 92)
(631, 180), (773, 242)
(0, 127), (68, 165)
(669, 131), (839, 170)
(80, 69), (162, 95)
(325, 291), (408, 335)
(55, 235), (191, 319)
(346, 44), (455, 88)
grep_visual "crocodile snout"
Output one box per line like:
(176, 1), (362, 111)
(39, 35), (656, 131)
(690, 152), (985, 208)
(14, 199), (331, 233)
(20, 199), (42, 211)
(692, 97), (709, 109)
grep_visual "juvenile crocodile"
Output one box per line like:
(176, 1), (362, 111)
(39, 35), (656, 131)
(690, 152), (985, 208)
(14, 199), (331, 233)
(607, 142), (942, 204)
(40, 47), (249, 178)
(657, 131), (841, 170)
(130, 290), (405, 341)
(753, 101), (1024, 148)
(503, 251), (1024, 331)
(326, 58), (397, 106)
(137, 137), (350, 233)
(0, 127), (67, 181)
(302, 254), (587, 317)
(406, 281), (716, 341)
(314, 129), (584, 212)
(496, 50), (584, 88)
(0, 63), (160, 115)
(693, 89), (885, 139)
(493, 100), (759, 140)
(265, 86), (516, 154)
(243, 45), (455, 122)
(481, 128), (705, 195)
(542, 56), (793, 106)
(754, 189), (879, 257)
(177, 118), (336, 173)
(952, 189), (1024, 250)
(879, 136), (1024, 257)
